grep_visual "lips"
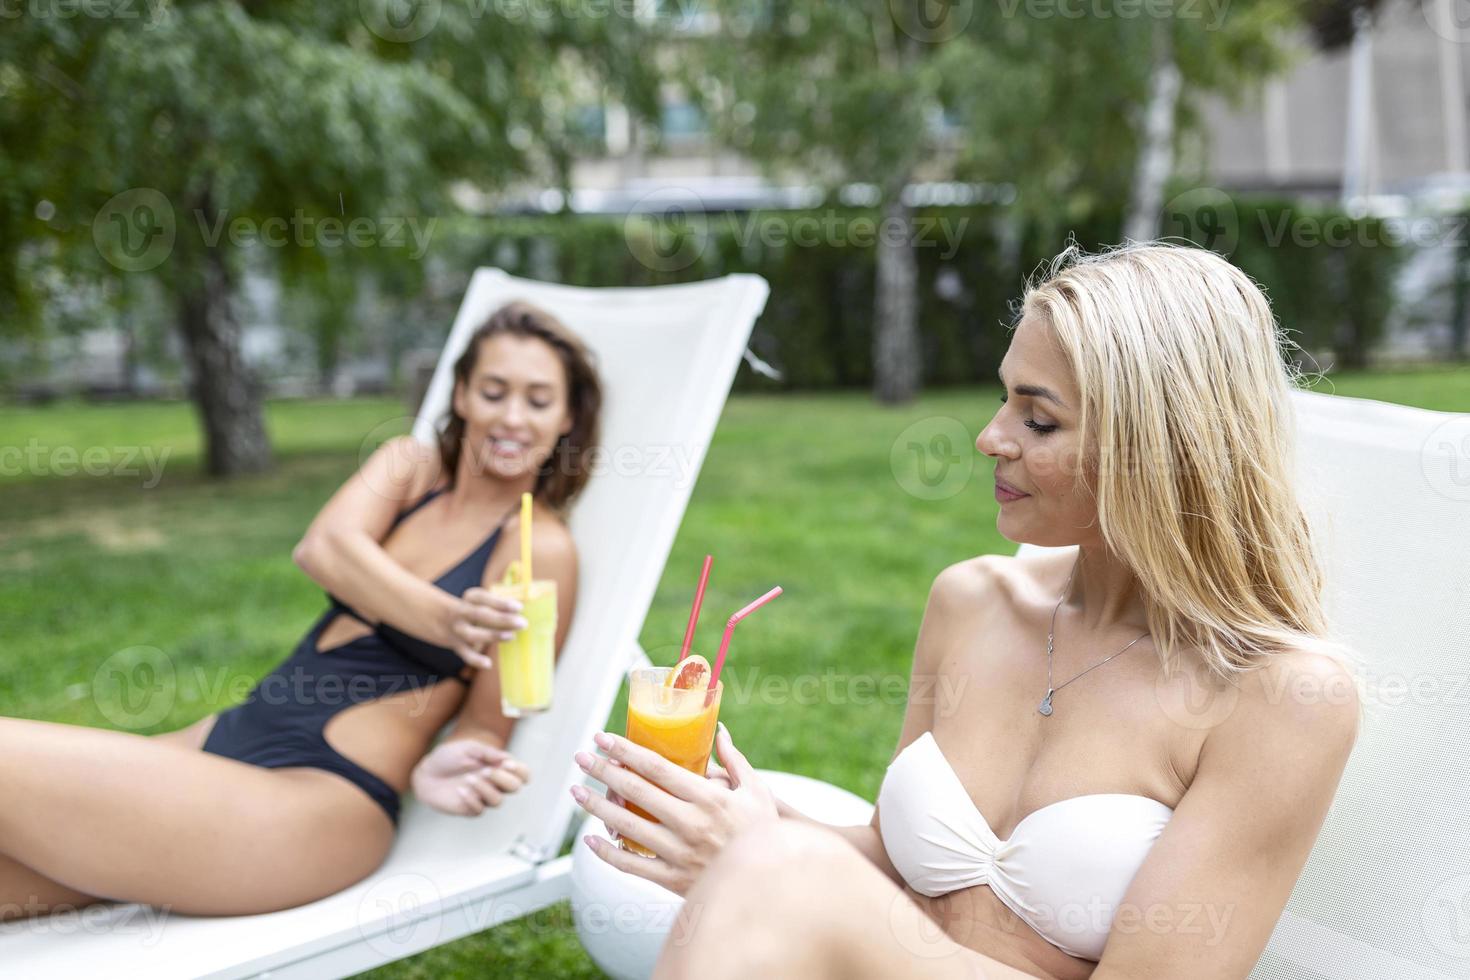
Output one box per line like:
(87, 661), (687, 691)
(995, 475), (1028, 497)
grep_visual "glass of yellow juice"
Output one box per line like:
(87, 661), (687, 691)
(618, 666), (723, 857)
(490, 579), (557, 717)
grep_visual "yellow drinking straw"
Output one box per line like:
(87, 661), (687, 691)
(520, 491), (533, 589)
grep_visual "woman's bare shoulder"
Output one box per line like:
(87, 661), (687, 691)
(931, 546), (1076, 613)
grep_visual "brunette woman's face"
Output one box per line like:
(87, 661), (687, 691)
(975, 314), (1102, 548)
(452, 333), (573, 485)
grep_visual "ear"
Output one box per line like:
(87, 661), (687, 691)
(451, 379), (466, 420)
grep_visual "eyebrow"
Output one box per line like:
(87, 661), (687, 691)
(997, 367), (1068, 409)
(478, 373), (556, 391)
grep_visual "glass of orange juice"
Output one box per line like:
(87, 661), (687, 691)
(618, 665), (723, 857)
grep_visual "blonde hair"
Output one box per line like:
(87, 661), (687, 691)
(1020, 241), (1354, 683)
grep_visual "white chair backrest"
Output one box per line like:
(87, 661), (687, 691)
(411, 269), (769, 860)
(1021, 390), (1470, 979)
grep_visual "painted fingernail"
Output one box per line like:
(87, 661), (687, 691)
(593, 731), (613, 749)
(584, 835), (598, 850)
(574, 751), (594, 771)
(570, 785), (588, 804)
(500, 632), (517, 642)
(513, 617), (529, 630)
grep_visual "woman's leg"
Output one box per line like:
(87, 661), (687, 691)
(0, 714), (223, 920)
(0, 716), (394, 918)
(654, 820), (994, 980)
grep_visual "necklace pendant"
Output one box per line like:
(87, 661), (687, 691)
(1038, 692), (1054, 717)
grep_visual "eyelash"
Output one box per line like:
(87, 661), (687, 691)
(481, 390), (552, 410)
(998, 394), (1058, 435)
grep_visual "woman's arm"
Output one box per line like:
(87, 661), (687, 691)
(292, 436), (461, 649)
(774, 557), (1002, 884)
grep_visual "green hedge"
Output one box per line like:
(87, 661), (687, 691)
(435, 197), (1401, 390)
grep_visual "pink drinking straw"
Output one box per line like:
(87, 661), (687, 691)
(678, 555), (714, 664)
(708, 586), (783, 692)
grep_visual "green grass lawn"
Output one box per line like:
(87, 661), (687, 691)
(0, 367), (1465, 978)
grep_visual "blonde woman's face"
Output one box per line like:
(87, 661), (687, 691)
(976, 315), (1101, 548)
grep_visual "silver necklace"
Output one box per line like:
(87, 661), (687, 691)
(1039, 557), (1150, 717)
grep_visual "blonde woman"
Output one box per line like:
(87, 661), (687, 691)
(570, 243), (1362, 979)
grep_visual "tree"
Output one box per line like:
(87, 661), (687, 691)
(683, 2), (1301, 402)
(1, 2), (658, 475)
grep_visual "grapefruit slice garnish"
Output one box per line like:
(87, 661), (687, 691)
(668, 654), (711, 690)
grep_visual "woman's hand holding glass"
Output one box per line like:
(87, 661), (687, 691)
(444, 586), (529, 669)
(570, 724), (779, 896)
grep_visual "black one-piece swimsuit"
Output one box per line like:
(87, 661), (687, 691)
(201, 489), (503, 825)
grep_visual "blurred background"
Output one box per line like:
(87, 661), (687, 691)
(2, 1), (1469, 977)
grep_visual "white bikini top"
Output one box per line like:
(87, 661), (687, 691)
(877, 730), (1174, 962)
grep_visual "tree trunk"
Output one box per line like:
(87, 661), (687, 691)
(175, 241), (273, 477)
(873, 186), (920, 404)
(1123, 20), (1181, 243)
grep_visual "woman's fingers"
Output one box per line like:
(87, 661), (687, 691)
(453, 643), (493, 670)
(714, 722), (756, 787)
(580, 832), (683, 893)
(457, 784), (487, 815)
(465, 772), (505, 808)
(483, 765), (524, 794)
(461, 592), (529, 633)
(589, 733), (709, 803)
(575, 749), (691, 825)
(571, 786), (685, 862)
(452, 619), (498, 650)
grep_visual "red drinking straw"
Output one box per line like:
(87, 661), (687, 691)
(678, 555), (714, 664)
(708, 586), (783, 691)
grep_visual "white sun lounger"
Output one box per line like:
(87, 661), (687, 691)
(1, 269), (770, 980)
(1021, 389), (1470, 980)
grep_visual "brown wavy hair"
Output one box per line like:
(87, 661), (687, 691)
(438, 301), (602, 512)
